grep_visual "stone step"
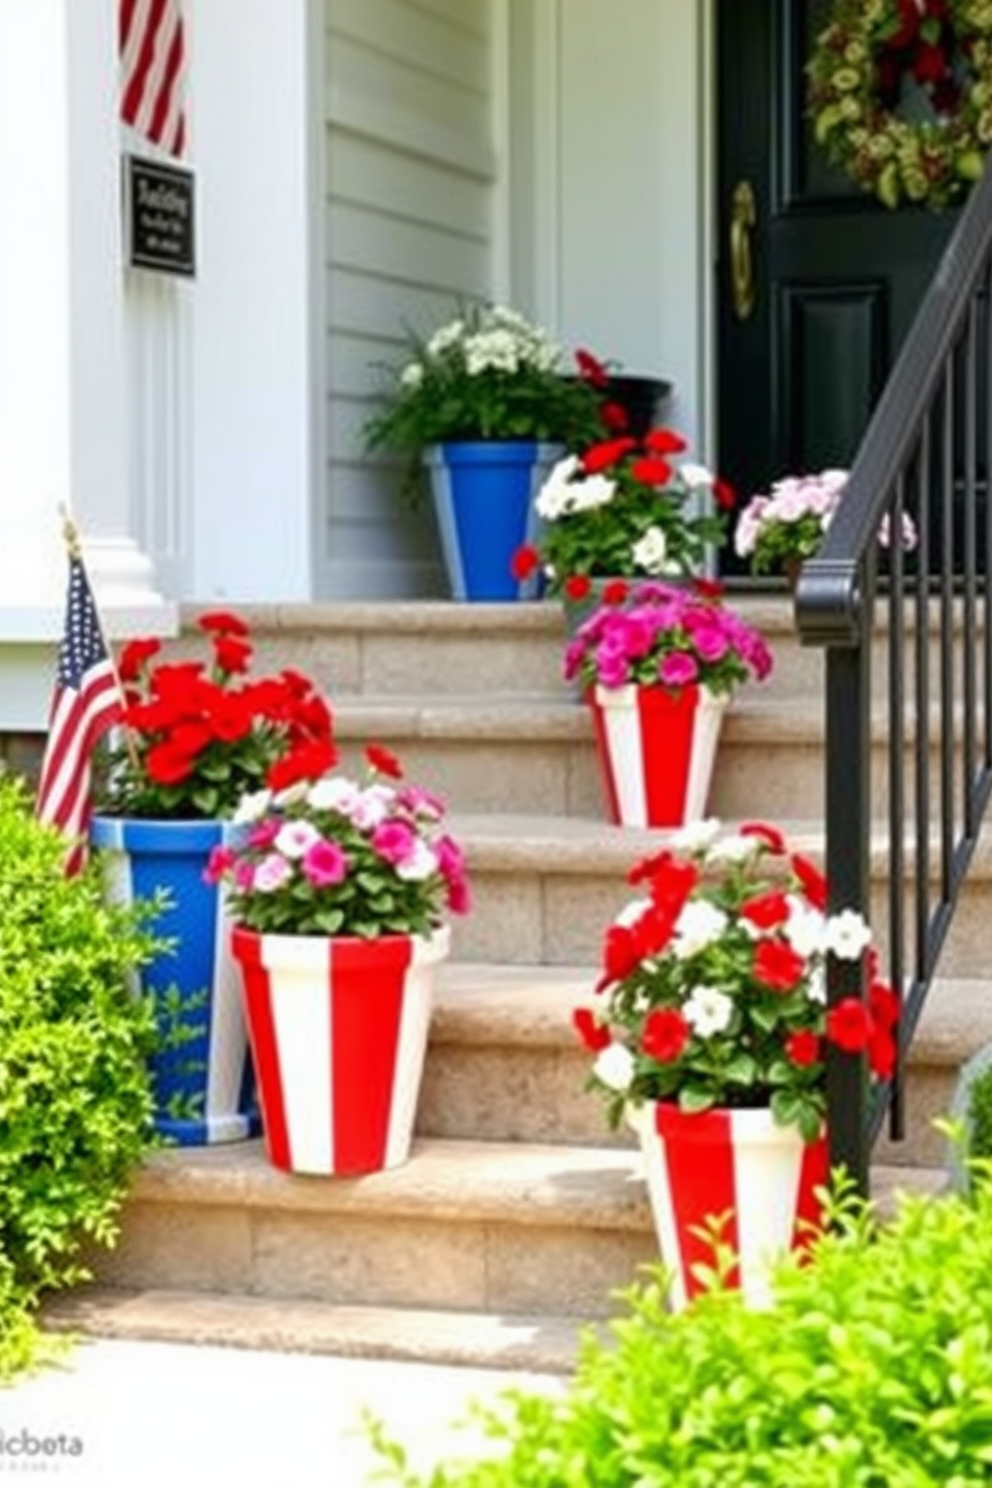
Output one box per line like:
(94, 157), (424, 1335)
(88, 1139), (657, 1322)
(49, 1160), (945, 1374)
(448, 812), (992, 978)
(423, 965), (992, 1167)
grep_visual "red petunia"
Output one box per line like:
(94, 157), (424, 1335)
(366, 743), (403, 779)
(740, 890), (790, 932)
(741, 821), (787, 855)
(601, 401), (629, 432)
(753, 939), (806, 993)
(643, 427), (687, 456)
(791, 853), (829, 912)
(692, 578), (725, 601)
(869, 980), (900, 1032)
(644, 853), (701, 923)
(572, 1007), (611, 1053)
(198, 610), (250, 637)
(714, 478), (737, 511)
(266, 738), (339, 792)
(825, 997), (872, 1054)
(642, 1008), (690, 1063)
(118, 637), (162, 683)
(868, 1024), (898, 1081)
(574, 347), (610, 389)
(209, 693), (256, 745)
(630, 455), (672, 487)
(581, 437), (636, 475)
(145, 741), (196, 786)
(564, 574), (592, 601)
(785, 1030), (821, 1068)
(511, 545), (540, 581)
(213, 634), (253, 676)
(596, 924), (642, 991)
(602, 580), (629, 605)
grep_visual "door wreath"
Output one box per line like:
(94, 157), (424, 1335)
(807, 0), (992, 210)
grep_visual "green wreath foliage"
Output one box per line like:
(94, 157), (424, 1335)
(808, 0), (992, 209)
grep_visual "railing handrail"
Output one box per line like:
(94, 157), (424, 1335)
(795, 161), (992, 647)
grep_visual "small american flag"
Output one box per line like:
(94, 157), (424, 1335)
(120, 0), (187, 158)
(36, 553), (124, 876)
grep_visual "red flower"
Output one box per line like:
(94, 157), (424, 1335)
(170, 720), (213, 759)
(564, 574), (592, 601)
(601, 401), (629, 432)
(692, 578), (725, 601)
(266, 738), (339, 792)
(574, 348), (609, 388)
(511, 545), (540, 581)
(596, 924), (642, 991)
(791, 853), (828, 912)
(740, 821), (787, 855)
(714, 478), (737, 511)
(198, 610), (250, 636)
(869, 980), (900, 1032)
(643, 427), (687, 455)
(581, 437), (636, 474)
(145, 741), (196, 786)
(753, 939), (806, 993)
(118, 637), (162, 683)
(602, 580), (629, 605)
(366, 743), (403, 779)
(630, 455), (673, 487)
(209, 692), (256, 745)
(868, 1024), (898, 1081)
(825, 997), (872, 1053)
(642, 1008), (690, 1063)
(785, 1030), (821, 1067)
(642, 853), (700, 922)
(213, 634), (253, 676)
(740, 890), (790, 932)
(572, 1007), (611, 1053)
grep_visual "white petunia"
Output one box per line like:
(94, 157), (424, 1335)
(784, 896), (828, 959)
(632, 526), (670, 574)
(273, 781), (310, 808)
(672, 900), (729, 959)
(671, 818), (722, 854)
(395, 840), (439, 882)
(308, 777), (361, 813)
(706, 834), (762, 866)
(399, 361), (424, 389)
(807, 966), (827, 1004)
(684, 985), (734, 1038)
(232, 788), (272, 824)
(274, 821), (322, 859)
(568, 473), (617, 512)
(593, 1043), (636, 1093)
(679, 462), (715, 489)
(535, 456), (581, 521)
(824, 909), (873, 961)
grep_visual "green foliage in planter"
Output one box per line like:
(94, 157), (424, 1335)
(0, 774), (163, 1352)
(370, 1175), (992, 1486)
(966, 1063), (992, 1167)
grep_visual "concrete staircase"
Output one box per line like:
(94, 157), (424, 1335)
(45, 599), (991, 1372)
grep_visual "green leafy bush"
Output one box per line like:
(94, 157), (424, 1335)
(372, 1175), (992, 1486)
(0, 773), (163, 1370)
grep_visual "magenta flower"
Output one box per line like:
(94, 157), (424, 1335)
(302, 839), (348, 888)
(659, 651), (699, 687)
(203, 845), (235, 884)
(248, 819), (280, 850)
(371, 820), (418, 866)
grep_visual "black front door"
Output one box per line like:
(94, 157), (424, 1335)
(716, 0), (959, 568)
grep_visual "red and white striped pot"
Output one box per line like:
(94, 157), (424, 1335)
(587, 683), (727, 828)
(627, 1102), (828, 1311)
(230, 925), (450, 1176)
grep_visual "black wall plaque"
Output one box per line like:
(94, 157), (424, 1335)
(124, 155), (196, 278)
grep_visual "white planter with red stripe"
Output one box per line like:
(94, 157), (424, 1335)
(628, 1102), (828, 1310)
(588, 683), (727, 828)
(231, 925), (450, 1176)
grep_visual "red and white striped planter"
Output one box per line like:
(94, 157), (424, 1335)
(628, 1102), (828, 1310)
(588, 683), (727, 828)
(230, 925), (450, 1176)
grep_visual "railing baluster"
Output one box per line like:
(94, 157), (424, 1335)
(940, 362), (955, 912)
(915, 418), (932, 986)
(888, 473), (906, 1142)
(963, 299), (978, 834)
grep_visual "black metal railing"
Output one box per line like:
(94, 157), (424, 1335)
(795, 162), (992, 1194)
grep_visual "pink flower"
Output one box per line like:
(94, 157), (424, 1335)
(203, 845), (235, 884)
(274, 820), (322, 859)
(659, 652), (699, 687)
(233, 859), (255, 891)
(248, 819), (280, 850)
(253, 852), (294, 892)
(397, 785), (446, 820)
(371, 820), (418, 866)
(302, 839), (348, 888)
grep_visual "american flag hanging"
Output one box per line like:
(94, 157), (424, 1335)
(36, 552), (125, 877)
(119, 0), (187, 158)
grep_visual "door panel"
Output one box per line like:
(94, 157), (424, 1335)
(716, 0), (959, 572)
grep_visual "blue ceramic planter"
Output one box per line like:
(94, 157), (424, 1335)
(425, 440), (560, 601)
(90, 816), (260, 1146)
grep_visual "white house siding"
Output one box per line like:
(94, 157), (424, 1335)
(322, 0), (499, 598)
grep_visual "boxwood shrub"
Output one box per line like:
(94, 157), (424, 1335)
(0, 773), (163, 1373)
(371, 1174), (992, 1486)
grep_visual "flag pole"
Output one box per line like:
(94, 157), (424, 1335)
(57, 506), (141, 772)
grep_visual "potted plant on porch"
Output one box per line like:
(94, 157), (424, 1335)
(363, 301), (607, 601)
(90, 609), (337, 1147)
(573, 817), (899, 1308)
(208, 744), (471, 1176)
(562, 578), (773, 827)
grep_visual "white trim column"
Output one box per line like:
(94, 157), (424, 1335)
(0, 0), (175, 730)
(188, 0), (320, 601)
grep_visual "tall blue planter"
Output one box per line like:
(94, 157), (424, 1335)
(425, 440), (561, 601)
(90, 816), (260, 1146)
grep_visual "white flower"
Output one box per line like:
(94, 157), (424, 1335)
(399, 361), (424, 389)
(426, 319), (464, 356)
(672, 900), (729, 958)
(350, 784), (397, 830)
(683, 985), (734, 1038)
(671, 818), (722, 854)
(274, 821), (322, 859)
(807, 966), (827, 1004)
(536, 456), (581, 520)
(395, 840), (439, 882)
(632, 526), (670, 574)
(784, 897), (828, 958)
(679, 462), (715, 489)
(308, 777), (362, 813)
(824, 908), (873, 961)
(568, 473), (617, 512)
(232, 788), (272, 824)
(706, 834), (761, 866)
(593, 1043), (636, 1093)
(273, 780), (310, 808)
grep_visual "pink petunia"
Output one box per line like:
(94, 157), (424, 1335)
(248, 819), (281, 850)
(659, 651), (699, 687)
(371, 820), (418, 866)
(253, 853), (294, 893)
(302, 839), (348, 888)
